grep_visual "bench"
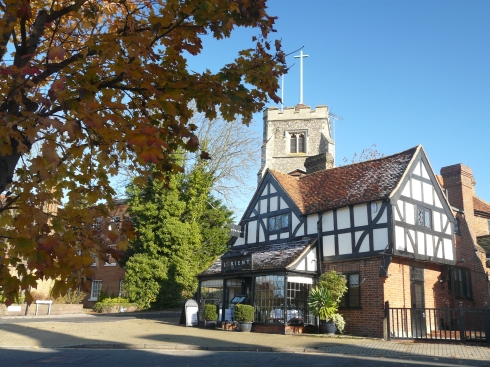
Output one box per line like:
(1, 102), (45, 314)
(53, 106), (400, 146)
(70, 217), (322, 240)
(35, 300), (53, 315)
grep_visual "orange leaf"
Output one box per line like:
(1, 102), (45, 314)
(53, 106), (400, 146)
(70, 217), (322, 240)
(48, 46), (65, 61)
(127, 134), (148, 147)
(50, 75), (66, 91)
(140, 146), (164, 163)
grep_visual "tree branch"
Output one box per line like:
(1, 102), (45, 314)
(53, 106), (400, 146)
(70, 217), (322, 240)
(0, 4), (16, 61)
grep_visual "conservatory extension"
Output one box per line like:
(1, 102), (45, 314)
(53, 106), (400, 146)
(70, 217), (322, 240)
(197, 238), (319, 334)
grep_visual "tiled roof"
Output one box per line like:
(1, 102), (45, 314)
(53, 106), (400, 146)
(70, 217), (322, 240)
(474, 196), (490, 215)
(199, 238), (315, 276)
(271, 146), (419, 214)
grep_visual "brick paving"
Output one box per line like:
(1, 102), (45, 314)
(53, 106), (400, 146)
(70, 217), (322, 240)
(0, 312), (489, 360)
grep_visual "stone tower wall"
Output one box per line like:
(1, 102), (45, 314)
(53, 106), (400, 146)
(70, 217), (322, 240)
(258, 105), (335, 180)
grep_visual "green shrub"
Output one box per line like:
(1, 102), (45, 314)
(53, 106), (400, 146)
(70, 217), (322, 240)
(204, 304), (218, 321)
(93, 297), (138, 313)
(316, 270), (348, 303)
(234, 304), (254, 322)
(97, 289), (110, 302)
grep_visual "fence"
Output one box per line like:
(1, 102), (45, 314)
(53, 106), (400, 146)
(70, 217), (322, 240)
(384, 301), (490, 343)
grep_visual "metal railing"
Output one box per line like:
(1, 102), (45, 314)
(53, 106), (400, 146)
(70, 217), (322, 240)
(384, 301), (490, 343)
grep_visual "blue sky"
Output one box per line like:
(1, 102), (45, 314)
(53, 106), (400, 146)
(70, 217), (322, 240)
(187, 0), (490, 211)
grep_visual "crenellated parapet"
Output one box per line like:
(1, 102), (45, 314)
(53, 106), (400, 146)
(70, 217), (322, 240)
(264, 105), (329, 121)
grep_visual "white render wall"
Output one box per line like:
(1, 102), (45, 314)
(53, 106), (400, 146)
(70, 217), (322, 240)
(393, 160), (454, 262)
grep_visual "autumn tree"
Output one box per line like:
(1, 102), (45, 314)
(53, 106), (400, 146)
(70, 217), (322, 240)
(0, 0), (286, 304)
(114, 110), (261, 211)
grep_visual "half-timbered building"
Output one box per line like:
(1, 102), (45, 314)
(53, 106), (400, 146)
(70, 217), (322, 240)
(198, 145), (463, 336)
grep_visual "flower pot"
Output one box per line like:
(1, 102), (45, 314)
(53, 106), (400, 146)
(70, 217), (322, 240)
(238, 322), (253, 332)
(321, 321), (337, 335)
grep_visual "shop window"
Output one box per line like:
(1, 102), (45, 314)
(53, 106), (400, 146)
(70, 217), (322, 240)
(254, 275), (285, 323)
(90, 280), (102, 301)
(286, 277), (314, 325)
(268, 213), (289, 231)
(200, 279), (224, 321)
(417, 207), (432, 229)
(453, 267), (472, 299)
(339, 273), (360, 308)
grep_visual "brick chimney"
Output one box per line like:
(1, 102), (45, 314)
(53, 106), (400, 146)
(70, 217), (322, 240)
(440, 164), (476, 213)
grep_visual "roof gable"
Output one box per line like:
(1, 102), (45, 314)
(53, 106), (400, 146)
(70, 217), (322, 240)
(271, 146), (419, 214)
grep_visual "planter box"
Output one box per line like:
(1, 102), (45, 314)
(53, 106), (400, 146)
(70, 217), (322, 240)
(0, 303), (84, 316)
(98, 305), (138, 314)
(222, 322), (238, 331)
(251, 323), (305, 335)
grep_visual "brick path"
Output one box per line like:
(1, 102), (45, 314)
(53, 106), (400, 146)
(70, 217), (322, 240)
(0, 313), (489, 360)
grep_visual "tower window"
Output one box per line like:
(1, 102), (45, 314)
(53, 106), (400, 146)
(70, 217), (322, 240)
(289, 132), (306, 153)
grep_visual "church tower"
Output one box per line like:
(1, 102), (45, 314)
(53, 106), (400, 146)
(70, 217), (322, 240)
(257, 104), (335, 181)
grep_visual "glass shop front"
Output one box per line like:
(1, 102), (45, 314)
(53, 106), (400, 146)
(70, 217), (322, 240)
(199, 273), (315, 326)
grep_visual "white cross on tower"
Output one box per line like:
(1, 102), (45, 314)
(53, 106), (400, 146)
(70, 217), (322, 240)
(294, 50), (309, 104)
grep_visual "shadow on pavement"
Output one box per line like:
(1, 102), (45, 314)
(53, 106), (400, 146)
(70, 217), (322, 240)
(0, 319), (488, 367)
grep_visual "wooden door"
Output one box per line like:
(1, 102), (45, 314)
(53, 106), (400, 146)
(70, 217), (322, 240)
(410, 267), (426, 338)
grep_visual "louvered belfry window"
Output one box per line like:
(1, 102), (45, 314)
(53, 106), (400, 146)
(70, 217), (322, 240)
(298, 134), (305, 153)
(289, 132), (306, 153)
(290, 133), (297, 153)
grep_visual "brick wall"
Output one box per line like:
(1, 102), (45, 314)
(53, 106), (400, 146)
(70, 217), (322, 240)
(83, 262), (126, 308)
(82, 200), (129, 308)
(324, 257), (385, 337)
(323, 256), (448, 338)
(440, 164), (490, 307)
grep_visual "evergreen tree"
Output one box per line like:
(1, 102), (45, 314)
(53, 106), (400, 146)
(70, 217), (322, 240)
(123, 160), (233, 309)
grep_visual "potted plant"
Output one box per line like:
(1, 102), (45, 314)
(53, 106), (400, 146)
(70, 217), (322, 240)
(234, 304), (254, 332)
(203, 304), (218, 328)
(308, 286), (341, 334)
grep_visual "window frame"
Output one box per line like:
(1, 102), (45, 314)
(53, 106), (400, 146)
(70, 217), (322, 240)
(454, 217), (461, 235)
(452, 267), (472, 300)
(417, 206), (432, 229)
(287, 130), (307, 154)
(118, 280), (126, 298)
(268, 213), (289, 232)
(104, 244), (118, 266)
(111, 216), (121, 230)
(339, 272), (361, 309)
(89, 280), (102, 301)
